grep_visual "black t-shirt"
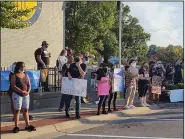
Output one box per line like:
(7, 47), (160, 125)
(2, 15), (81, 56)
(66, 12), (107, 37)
(62, 63), (70, 77)
(139, 68), (149, 84)
(68, 63), (87, 78)
(96, 68), (108, 81)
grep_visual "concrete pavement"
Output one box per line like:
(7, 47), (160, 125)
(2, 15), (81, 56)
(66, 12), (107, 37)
(1, 99), (183, 139)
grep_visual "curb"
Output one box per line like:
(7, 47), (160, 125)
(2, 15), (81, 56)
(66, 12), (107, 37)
(1, 105), (164, 139)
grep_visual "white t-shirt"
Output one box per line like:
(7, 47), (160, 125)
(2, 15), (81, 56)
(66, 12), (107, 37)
(58, 56), (67, 71)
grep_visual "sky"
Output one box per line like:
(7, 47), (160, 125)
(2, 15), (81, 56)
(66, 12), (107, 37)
(123, 2), (184, 47)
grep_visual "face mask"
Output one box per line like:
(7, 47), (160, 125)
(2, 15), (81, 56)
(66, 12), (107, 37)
(18, 69), (24, 73)
(132, 63), (136, 67)
(64, 53), (67, 56)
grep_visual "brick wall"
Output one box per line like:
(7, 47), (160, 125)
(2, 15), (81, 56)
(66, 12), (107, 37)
(1, 2), (64, 69)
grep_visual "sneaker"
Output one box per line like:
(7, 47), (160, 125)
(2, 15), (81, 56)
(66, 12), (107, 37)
(58, 108), (64, 112)
(13, 127), (19, 133)
(129, 105), (136, 109)
(140, 103), (146, 107)
(76, 114), (81, 119)
(25, 125), (36, 132)
(144, 103), (150, 107)
(124, 105), (130, 109)
(66, 113), (70, 118)
(108, 109), (113, 113)
(29, 115), (34, 120)
(113, 108), (119, 111)
(102, 111), (108, 114)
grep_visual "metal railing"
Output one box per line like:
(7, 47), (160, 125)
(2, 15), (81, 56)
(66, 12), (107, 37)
(0, 67), (61, 96)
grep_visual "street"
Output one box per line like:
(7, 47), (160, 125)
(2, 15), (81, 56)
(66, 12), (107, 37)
(53, 107), (183, 139)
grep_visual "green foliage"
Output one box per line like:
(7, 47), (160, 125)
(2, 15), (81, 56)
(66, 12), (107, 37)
(147, 44), (183, 64)
(65, 2), (150, 64)
(0, 2), (34, 29)
(166, 83), (184, 90)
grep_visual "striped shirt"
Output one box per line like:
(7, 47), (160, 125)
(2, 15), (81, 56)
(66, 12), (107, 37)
(125, 71), (136, 88)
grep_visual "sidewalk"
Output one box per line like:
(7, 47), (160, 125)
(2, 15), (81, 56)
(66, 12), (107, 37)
(1, 99), (183, 139)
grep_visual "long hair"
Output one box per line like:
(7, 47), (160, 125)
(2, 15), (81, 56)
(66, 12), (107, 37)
(60, 50), (66, 56)
(14, 61), (25, 73)
(141, 62), (149, 72)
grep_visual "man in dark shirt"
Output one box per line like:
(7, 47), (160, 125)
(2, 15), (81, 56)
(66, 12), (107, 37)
(66, 55), (87, 119)
(34, 41), (51, 91)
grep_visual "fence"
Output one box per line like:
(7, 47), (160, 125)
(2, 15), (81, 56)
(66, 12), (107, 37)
(0, 67), (61, 96)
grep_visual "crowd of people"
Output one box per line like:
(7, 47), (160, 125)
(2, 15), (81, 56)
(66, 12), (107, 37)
(7, 40), (183, 133)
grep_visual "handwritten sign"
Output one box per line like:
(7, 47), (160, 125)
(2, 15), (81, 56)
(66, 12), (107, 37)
(61, 77), (87, 97)
(113, 68), (124, 92)
(151, 76), (162, 94)
(97, 77), (110, 96)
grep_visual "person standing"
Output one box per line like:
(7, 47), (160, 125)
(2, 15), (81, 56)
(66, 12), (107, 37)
(59, 56), (74, 113)
(11, 62), (36, 133)
(8, 62), (34, 121)
(57, 50), (68, 73)
(108, 66), (118, 112)
(166, 63), (175, 84)
(138, 62), (150, 107)
(66, 55), (87, 119)
(96, 63), (110, 115)
(174, 60), (183, 84)
(124, 60), (138, 109)
(34, 41), (51, 91)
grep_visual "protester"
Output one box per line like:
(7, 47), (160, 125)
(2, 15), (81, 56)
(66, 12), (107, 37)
(67, 48), (73, 57)
(57, 50), (68, 73)
(96, 63), (110, 115)
(138, 62), (150, 107)
(108, 65), (118, 112)
(165, 63), (175, 84)
(83, 52), (95, 65)
(58, 55), (74, 113)
(8, 62), (34, 121)
(124, 60), (138, 109)
(11, 62), (36, 133)
(34, 41), (51, 91)
(66, 54), (87, 119)
(174, 60), (183, 84)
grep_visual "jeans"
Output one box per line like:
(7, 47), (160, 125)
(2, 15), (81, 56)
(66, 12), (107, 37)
(108, 92), (117, 110)
(65, 96), (81, 115)
(59, 94), (66, 109)
(97, 95), (108, 112)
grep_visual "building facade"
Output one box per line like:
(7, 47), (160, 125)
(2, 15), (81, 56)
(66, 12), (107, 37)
(1, 2), (64, 69)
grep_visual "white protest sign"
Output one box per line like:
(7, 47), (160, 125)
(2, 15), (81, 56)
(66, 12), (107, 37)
(61, 77), (87, 97)
(113, 68), (124, 92)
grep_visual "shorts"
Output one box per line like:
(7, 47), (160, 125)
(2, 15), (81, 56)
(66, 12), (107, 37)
(12, 92), (30, 110)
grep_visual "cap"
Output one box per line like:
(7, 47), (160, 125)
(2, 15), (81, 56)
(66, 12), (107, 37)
(41, 41), (49, 46)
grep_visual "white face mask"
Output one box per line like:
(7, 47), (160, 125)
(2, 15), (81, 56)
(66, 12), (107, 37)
(19, 69), (24, 73)
(64, 53), (67, 56)
(132, 62), (136, 67)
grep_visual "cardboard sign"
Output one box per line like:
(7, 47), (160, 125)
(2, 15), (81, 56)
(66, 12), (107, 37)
(113, 68), (124, 92)
(61, 77), (87, 97)
(151, 86), (161, 94)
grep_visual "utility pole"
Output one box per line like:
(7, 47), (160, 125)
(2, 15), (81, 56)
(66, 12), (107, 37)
(117, 1), (122, 67)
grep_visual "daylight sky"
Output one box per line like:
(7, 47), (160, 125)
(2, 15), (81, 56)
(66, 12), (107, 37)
(123, 2), (183, 47)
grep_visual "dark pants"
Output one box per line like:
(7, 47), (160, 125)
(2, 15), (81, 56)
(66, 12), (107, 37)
(108, 92), (117, 110)
(138, 81), (149, 98)
(59, 94), (66, 109)
(65, 96), (81, 115)
(97, 95), (108, 113)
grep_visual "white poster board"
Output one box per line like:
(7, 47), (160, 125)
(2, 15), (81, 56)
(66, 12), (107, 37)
(170, 89), (184, 102)
(61, 77), (87, 97)
(113, 68), (124, 92)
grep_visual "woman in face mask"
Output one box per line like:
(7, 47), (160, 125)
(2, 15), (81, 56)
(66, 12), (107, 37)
(96, 63), (110, 115)
(138, 62), (150, 107)
(11, 62), (36, 133)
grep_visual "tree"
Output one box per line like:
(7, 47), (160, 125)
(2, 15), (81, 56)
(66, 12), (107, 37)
(65, 1), (118, 60)
(0, 2), (33, 29)
(120, 5), (150, 63)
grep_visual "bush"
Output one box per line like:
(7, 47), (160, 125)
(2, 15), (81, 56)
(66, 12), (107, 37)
(166, 83), (184, 90)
